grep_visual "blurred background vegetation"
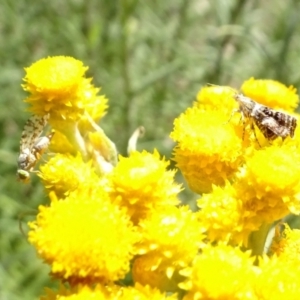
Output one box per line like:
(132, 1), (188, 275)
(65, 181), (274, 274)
(1, 0), (300, 299)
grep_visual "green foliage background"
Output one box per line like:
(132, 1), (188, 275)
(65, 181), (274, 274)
(1, 0), (300, 299)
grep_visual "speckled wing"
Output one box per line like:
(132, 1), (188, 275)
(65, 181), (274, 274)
(253, 106), (297, 140)
(19, 114), (49, 152)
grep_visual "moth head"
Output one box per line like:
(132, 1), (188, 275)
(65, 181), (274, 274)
(233, 93), (256, 116)
(17, 151), (36, 170)
(16, 169), (30, 183)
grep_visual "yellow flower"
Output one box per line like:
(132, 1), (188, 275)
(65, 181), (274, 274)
(235, 144), (300, 226)
(133, 206), (204, 292)
(255, 255), (300, 299)
(23, 56), (107, 121)
(133, 256), (184, 293)
(197, 182), (249, 245)
(40, 285), (115, 300)
(108, 150), (181, 224)
(170, 106), (243, 193)
(195, 85), (237, 113)
(241, 77), (298, 111)
(39, 153), (102, 198)
(28, 189), (139, 284)
(179, 244), (258, 300)
(40, 283), (177, 300)
(117, 283), (178, 300)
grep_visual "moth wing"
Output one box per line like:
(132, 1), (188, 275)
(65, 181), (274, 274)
(272, 112), (297, 138)
(19, 114), (49, 151)
(260, 117), (290, 139)
(289, 118), (297, 137)
(254, 118), (277, 140)
(32, 130), (55, 159)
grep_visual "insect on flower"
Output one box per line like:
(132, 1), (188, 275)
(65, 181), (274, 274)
(233, 93), (297, 144)
(17, 114), (54, 182)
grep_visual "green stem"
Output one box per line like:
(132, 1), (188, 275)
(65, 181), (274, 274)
(59, 122), (88, 160)
(248, 222), (272, 257)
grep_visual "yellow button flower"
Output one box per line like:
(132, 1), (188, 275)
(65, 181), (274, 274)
(235, 144), (300, 226)
(117, 283), (178, 300)
(195, 85), (237, 113)
(197, 182), (248, 245)
(133, 206), (204, 292)
(39, 153), (102, 198)
(19, 58), (300, 298)
(241, 77), (298, 111)
(40, 283), (177, 300)
(108, 150), (181, 224)
(171, 106), (243, 194)
(23, 56), (107, 121)
(179, 244), (258, 300)
(255, 255), (300, 299)
(28, 189), (139, 284)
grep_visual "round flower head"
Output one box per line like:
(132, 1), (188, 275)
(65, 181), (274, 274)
(23, 56), (107, 121)
(179, 244), (258, 300)
(40, 283), (177, 300)
(171, 106), (243, 194)
(118, 283), (178, 300)
(133, 255), (184, 293)
(28, 189), (139, 284)
(195, 85), (237, 113)
(133, 206), (204, 292)
(108, 150), (181, 224)
(235, 144), (300, 227)
(197, 182), (250, 245)
(241, 78), (298, 111)
(39, 153), (102, 198)
(40, 285), (116, 300)
(255, 255), (300, 299)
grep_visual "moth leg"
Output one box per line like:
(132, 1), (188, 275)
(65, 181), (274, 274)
(30, 170), (41, 174)
(224, 109), (240, 125)
(240, 114), (248, 141)
(240, 119), (245, 141)
(251, 122), (261, 147)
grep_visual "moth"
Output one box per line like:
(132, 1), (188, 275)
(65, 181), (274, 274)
(233, 93), (297, 144)
(17, 114), (54, 182)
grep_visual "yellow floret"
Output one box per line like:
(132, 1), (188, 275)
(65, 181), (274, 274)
(28, 189), (139, 284)
(171, 106), (243, 193)
(241, 77), (298, 111)
(133, 206), (204, 292)
(23, 56), (107, 121)
(108, 150), (181, 224)
(179, 244), (258, 300)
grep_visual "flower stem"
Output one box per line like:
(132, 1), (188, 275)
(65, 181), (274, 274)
(248, 222), (272, 257)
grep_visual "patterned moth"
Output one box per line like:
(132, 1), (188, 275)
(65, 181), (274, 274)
(233, 93), (297, 144)
(17, 114), (54, 182)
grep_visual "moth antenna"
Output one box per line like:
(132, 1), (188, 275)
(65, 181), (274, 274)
(206, 83), (219, 87)
(224, 108), (240, 125)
